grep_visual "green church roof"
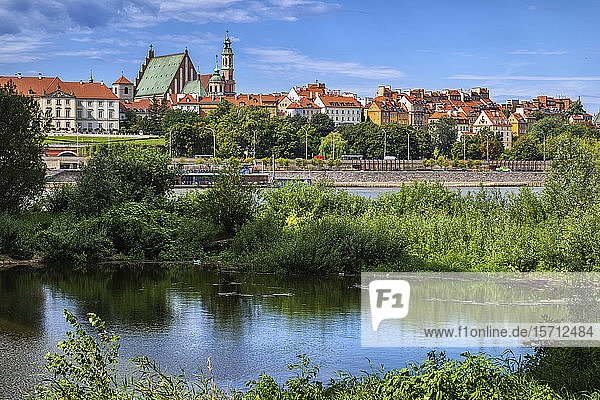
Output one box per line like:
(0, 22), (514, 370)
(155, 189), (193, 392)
(135, 53), (185, 97)
(182, 79), (208, 96)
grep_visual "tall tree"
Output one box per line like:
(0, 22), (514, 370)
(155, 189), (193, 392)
(429, 116), (458, 157)
(566, 98), (585, 118)
(319, 131), (348, 159)
(507, 134), (542, 160)
(0, 81), (47, 212)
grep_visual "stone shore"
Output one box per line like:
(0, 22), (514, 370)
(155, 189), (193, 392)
(272, 170), (547, 187)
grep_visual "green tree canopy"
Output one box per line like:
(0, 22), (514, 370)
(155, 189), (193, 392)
(566, 98), (585, 118)
(76, 145), (174, 214)
(429, 117), (458, 157)
(0, 81), (47, 212)
(507, 134), (542, 160)
(319, 131), (348, 159)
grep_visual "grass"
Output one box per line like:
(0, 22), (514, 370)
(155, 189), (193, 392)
(44, 135), (165, 146)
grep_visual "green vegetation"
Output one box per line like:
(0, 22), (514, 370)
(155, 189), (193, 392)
(26, 310), (595, 399)
(0, 81), (47, 212)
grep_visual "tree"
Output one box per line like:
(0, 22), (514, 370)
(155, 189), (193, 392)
(429, 117), (458, 157)
(168, 122), (205, 157)
(477, 128), (504, 159)
(566, 98), (585, 118)
(507, 134), (542, 160)
(0, 81), (47, 212)
(545, 135), (600, 216)
(144, 97), (169, 135)
(319, 132), (348, 159)
(309, 113), (335, 139)
(121, 109), (138, 133)
(76, 145), (174, 214)
(451, 134), (482, 160)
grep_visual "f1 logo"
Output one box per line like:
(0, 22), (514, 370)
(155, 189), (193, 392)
(369, 280), (410, 331)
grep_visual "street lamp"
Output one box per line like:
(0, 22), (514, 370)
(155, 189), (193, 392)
(463, 133), (466, 161)
(253, 129), (257, 159)
(382, 127), (387, 159)
(543, 133), (546, 163)
(407, 130), (410, 161)
(206, 125), (216, 159)
(302, 125), (309, 160)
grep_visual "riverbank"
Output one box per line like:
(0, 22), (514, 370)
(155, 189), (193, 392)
(272, 170), (547, 187)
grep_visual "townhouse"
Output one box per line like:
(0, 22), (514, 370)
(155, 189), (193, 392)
(314, 94), (363, 126)
(473, 110), (513, 149)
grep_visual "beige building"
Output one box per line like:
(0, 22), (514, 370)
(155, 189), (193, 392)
(0, 74), (120, 132)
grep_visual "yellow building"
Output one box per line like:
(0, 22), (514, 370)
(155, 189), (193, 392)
(508, 112), (529, 137)
(365, 97), (408, 126)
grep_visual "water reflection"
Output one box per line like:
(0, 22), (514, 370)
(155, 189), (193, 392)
(0, 265), (526, 399)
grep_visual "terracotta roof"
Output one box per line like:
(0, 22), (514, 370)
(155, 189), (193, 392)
(59, 81), (119, 100)
(113, 75), (133, 85)
(121, 99), (153, 112)
(0, 75), (62, 97)
(317, 94), (361, 108)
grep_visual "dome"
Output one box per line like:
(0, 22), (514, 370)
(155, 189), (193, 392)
(209, 71), (224, 83)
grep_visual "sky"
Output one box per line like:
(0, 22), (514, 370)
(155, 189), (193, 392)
(1, 0), (600, 114)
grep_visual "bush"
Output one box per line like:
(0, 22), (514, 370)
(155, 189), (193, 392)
(37, 218), (113, 265)
(0, 213), (37, 259)
(235, 215), (407, 273)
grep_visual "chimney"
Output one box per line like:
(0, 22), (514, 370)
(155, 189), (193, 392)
(100, 80), (104, 85)
(80, 80), (83, 85)
(17, 72), (21, 79)
(38, 72), (42, 79)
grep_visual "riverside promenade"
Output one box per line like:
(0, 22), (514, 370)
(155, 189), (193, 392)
(272, 170), (547, 187)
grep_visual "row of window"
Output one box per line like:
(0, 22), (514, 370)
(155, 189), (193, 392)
(326, 108), (360, 115)
(44, 99), (117, 108)
(46, 108), (115, 119)
(54, 121), (115, 130)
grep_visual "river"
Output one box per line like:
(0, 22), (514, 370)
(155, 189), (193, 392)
(174, 185), (544, 199)
(0, 265), (528, 399)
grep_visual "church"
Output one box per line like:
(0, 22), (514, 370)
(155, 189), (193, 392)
(112, 32), (235, 102)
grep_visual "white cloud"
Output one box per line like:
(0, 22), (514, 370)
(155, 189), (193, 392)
(510, 49), (568, 55)
(0, 36), (50, 63)
(245, 47), (405, 80)
(449, 75), (600, 81)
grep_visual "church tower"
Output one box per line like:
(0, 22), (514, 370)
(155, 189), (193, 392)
(221, 30), (235, 96)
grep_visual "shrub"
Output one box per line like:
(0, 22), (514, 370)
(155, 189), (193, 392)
(37, 218), (113, 265)
(0, 213), (37, 259)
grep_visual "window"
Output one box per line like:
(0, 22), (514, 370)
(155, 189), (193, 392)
(99, 101), (104, 106)
(65, 109), (70, 118)
(109, 123), (113, 130)
(56, 99), (61, 105)
(88, 101), (93, 107)
(109, 110), (114, 118)
(88, 123), (92, 130)
(55, 121), (60, 128)
(46, 108), (51, 116)
(98, 109), (104, 118)
(77, 110), (82, 119)
(66, 122), (70, 128)
(88, 109), (93, 118)
(56, 109), (61, 117)
(124, 87), (128, 94)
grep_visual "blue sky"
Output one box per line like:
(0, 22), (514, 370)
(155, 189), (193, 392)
(1, 0), (600, 113)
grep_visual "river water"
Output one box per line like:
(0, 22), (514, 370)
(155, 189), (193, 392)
(174, 185), (544, 199)
(0, 265), (529, 399)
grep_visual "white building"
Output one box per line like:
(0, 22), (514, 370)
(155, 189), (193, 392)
(314, 94), (362, 126)
(473, 110), (513, 149)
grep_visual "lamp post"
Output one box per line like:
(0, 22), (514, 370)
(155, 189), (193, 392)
(206, 125), (216, 159)
(543, 133), (546, 163)
(169, 127), (172, 158)
(382, 127), (387, 159)
(486, 132), (490, 166)
(253, 129), (257, 159)
(332, 131), (336, 160)
(302, 125), (309, 160)
(463, 133), (466, 161)
(407, 130), (410, 161)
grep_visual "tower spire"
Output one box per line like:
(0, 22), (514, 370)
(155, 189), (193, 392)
(89, 69), (94, 83)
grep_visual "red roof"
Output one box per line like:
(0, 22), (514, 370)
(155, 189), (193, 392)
(0, 75), (62, 97)
(113, 75), (132, 85)
(59, 81), (119, 100)
(317, 94), (361, 108)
